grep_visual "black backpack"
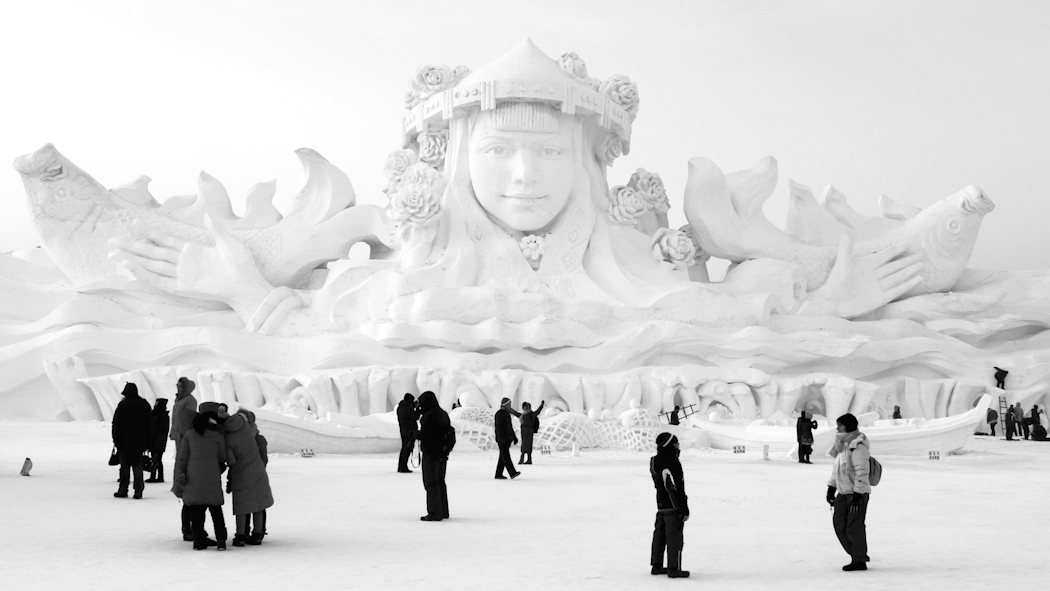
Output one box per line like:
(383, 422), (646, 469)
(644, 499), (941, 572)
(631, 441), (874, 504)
(442, 423), (457, 456)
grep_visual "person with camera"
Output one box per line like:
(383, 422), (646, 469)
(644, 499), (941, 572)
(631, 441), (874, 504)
(396, 393), (419, 473)
(796, 410), (818, 464)
(826, 413), (871, 571)
(416, 391), (450, 521)
(649, 432), (690, 578)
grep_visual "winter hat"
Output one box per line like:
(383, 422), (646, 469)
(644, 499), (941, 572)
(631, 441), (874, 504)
(403, 393), (415, 402)
(655, 432), (678, 448)
(500, 397), (511, 407)
(121, 383), (138, 397)
(177, 377), (196, 394)
(198, 401), (222, 414)
(836, 413), (859, 432)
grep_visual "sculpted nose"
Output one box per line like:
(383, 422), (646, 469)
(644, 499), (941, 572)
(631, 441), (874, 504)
(510, 150), (534, 187)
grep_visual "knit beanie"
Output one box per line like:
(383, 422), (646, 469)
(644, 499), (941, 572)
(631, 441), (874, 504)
(836, 413), (859, 432)
(500, 397), (511, 407)
(655, 432), (678, 448)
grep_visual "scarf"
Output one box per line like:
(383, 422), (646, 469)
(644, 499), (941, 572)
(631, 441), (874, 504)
(830, 429), (862, 456)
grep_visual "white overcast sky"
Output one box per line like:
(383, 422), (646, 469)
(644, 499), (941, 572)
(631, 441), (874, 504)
(1, 0), (1048, 272)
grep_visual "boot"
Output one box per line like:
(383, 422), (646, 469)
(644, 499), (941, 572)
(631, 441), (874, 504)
(518, 454), (525, 464)
(217, 539), (226, 551)
(667, 569), (690, 578)
(113, 491), (128, 498)
(842, 563), (867, 571)
(651, 566), (668, 575)
(246, 533), (263, 545)
(132, 491), (142, 499)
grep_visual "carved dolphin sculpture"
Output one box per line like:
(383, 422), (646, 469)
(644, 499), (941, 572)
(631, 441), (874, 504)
(13, 144), (393, 289)
(684, 156), (994, 301)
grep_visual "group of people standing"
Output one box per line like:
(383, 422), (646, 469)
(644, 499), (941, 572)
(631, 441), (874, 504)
(111, 376), (274, 550)
(1000, 403), (1046, 441)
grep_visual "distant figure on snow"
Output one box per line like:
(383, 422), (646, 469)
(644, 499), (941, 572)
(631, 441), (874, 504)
(396, 394), (419, 473)
(1005, 404), (1017, 440)
(994, 366), (1008, 389)
(175, 411), (228, 550)
(111, 383), (151, 499)
(827, 413), (871, 571)
(1014, 403), (1029, 440)
(224, 409), (274, 547)
(417, 391), (451, 521)
(796, 410), (818, 464)
(668, 406), (681, 426)
(518, 400), (545, 465)
(985, 407), (998, 437)
(892, 406), (902, 420)
(494, 397), (521, 480)
(649, 432), (690, 578)
(147, 398), (170, 483)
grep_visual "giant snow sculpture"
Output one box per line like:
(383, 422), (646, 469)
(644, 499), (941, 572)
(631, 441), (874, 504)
(4, 40), (1048, 452)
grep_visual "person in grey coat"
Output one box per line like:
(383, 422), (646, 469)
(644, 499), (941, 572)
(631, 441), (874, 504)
(518, 400), (545, 465)
(175, 412), (228, 550)
(169, 377), (199, 540)
(224, 409), (274, 546)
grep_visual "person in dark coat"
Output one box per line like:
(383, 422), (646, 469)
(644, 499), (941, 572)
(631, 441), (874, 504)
(175, 412), (228, 550)
(396, 394), (419, 473)
(985, 408), (998, 437)
(416, 391), (450, 521)
(796, 410), (818, 464)
(1032, 405), (1042, 431)
(244, 410), (269, 539)
(892, 406), (902, 419)
(225, 409), (274, 546)
(493, 397), (520, 480)
(1005, 404), (1017, 440)
(1014, 403), (1029, 440)
(668, 406), (681, 425)
(518, 400), (545, 465)
(111, 383), (152, 499)
(147, 398), (170, 483)
(994, 366), (1008, 389)
(650, 432), (690, 578)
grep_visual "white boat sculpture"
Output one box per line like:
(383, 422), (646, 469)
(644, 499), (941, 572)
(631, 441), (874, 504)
(694, 393), (992, 457)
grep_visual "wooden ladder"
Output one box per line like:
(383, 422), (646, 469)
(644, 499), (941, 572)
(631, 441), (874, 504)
(999, 396), (1009, 439)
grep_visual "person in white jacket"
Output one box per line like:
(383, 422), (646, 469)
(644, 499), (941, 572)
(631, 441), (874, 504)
(825, 413), (871, 571)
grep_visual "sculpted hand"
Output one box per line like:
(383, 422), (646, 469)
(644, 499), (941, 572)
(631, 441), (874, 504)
(109, 216), (272, 317)
(800, 235), (924, 318)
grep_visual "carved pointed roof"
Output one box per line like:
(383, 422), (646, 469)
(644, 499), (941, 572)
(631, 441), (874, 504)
(458, 38), (574, 88)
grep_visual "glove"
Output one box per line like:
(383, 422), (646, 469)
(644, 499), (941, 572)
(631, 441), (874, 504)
(226, 479), (232, 494)
(849, 493), (862, 514)
(680, 508), (690, 522)
(826, 486), (836, 506)
(513, 438), (518, 446)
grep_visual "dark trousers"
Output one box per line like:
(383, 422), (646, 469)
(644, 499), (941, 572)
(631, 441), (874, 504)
(236, 511), (266, 536)
(1021, 420), (1030, 439)
(1006, 422), (1016, 440)
(421, 454), (449, 519)
(651, 511), (685, 570)
(989, 423), (997, 436)
(398, 434), (414, 472)
(149, 447), (165, 481)
(495, 440), (519, 478)
(996, 379), (1005, 389)
(188, 504), (227, 546)
(181, 504), (194, 538)
(832, 493), (869, 565)
(117, 452), (144, 494)
(798, 443), (812, 462)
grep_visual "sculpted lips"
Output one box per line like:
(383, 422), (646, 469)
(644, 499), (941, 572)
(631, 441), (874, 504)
(504, 193), (545, 200)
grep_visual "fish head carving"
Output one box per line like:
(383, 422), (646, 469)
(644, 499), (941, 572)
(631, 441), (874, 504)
(13, 144), (119, 223)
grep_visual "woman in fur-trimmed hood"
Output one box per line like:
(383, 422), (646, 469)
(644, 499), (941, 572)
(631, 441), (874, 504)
(224, 409), (273, 546)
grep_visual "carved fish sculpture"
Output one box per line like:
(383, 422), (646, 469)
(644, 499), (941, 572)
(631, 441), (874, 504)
(13, 144), (391, 289)
(684, 156), (994, 300)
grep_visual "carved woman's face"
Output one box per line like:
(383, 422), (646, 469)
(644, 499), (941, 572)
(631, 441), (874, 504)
(468, 110), (575, 233)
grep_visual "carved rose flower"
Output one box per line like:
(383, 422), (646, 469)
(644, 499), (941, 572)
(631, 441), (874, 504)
(417, 127), (449, 168)
(382, 149), (419, 195)
(597, 135), (623, 166)
(413, 64), (454, 93)
(559, 52), (589, 79)
(453, 65), (471, 79)
(390, 163), (443, 231)
(607, 185), (647, 226)
(628, 168), (669, 214)
(679, 224), (711, 263)
(651, 227), (696, 269)
(599, 74), (640, 117)
(519, 234), (545, 261)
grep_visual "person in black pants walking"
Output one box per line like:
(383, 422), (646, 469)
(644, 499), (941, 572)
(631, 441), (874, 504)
(493, 397), (520, 480)
(396, 394), (419, 473)
(417, 391), (450, 521)
(650, 432), (690, 578)
(796, 410), (817, 464)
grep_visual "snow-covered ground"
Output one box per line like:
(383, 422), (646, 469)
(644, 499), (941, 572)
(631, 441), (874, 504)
(0, 421), (1044, 590)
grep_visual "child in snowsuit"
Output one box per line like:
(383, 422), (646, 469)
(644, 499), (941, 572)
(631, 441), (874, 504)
(650, 432), (690, 578)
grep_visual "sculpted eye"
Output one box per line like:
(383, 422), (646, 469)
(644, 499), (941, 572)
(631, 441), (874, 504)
(484, 145), (510, 157)
(539, 147), (563, 158)
(946, 218), (961, 234)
